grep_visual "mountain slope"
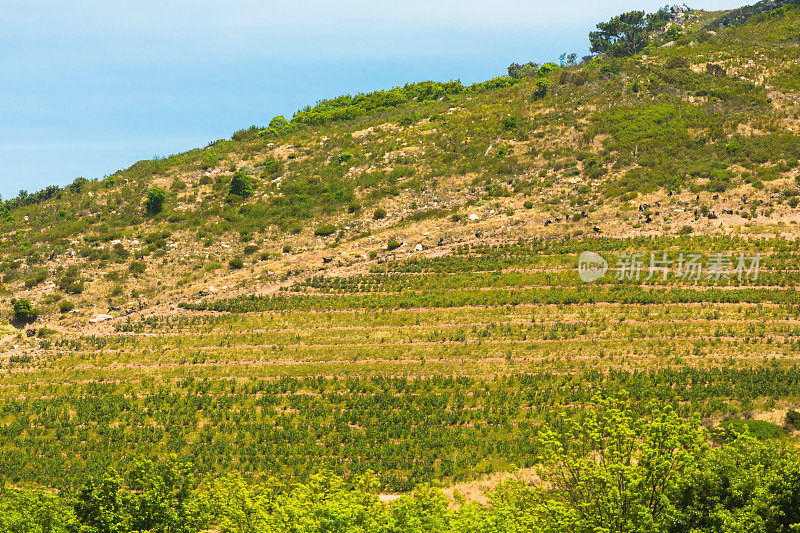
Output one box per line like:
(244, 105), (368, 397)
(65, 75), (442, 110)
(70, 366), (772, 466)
(1, 0), (800, 499)
(1, 3), (799, 330)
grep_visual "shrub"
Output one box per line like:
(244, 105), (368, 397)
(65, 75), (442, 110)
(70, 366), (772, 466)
(665, 56), (689, 70)
(369, 251), (378, 260)
(229, 171), (253, 198)
(24, 269), (48, 288)
(678, 225), (694, 235)
(314, 225), (337, 237)
(373, 208), (387, 220)
(282, 245), (292, 254)
(200, 150), (221, 169)
(706, 63), (727, 78)
(269, 116), (289, 128)
(229, 258), (244, 270)
(524, 200), (533, 209)
(786, 410), (800, 430)
(59, 301), (75, 313)
(58, 266), (85, 294)
(712, 419), (787, 443)
(387, 240), (401, 251)
(501, 116), (518, 132)
(533, 78), (550, 99)
(144, 188), (166, 216)
(243, 245), (259, 255)
(262, 158), (283, 177)
(129, 261), (146, 275)
(12, 299), (38, 323)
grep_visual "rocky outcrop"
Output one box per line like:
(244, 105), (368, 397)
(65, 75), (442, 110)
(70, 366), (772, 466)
(705, 0), (799, 29)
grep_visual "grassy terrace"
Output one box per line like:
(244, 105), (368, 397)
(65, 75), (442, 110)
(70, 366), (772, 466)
(2, 238), (800, 492)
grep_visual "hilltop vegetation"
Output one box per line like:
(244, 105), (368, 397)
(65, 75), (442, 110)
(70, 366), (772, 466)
(0, 2), (799, 326)
(2, 1), (800, 531)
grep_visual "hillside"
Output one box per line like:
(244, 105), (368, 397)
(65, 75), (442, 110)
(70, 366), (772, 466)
(3, 1), (800, 531)
(1, 4), (800, 333)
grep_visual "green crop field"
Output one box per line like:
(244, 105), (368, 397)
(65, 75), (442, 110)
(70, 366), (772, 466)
(4, 238), (800, 496)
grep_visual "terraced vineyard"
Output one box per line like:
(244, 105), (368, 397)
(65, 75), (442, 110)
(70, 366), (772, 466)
(3, 237), (799, 493)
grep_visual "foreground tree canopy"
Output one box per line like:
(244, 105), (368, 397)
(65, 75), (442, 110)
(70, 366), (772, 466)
(4, 399), (800, 533)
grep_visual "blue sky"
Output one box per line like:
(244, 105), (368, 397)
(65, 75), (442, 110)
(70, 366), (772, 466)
(1, 0), (736, 199)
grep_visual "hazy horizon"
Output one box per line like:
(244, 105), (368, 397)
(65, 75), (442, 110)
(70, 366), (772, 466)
(1, 0), (736, 200)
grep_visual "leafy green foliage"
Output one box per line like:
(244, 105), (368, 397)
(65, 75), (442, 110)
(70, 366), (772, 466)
(589, 11), (653, 58)
(314, 224), (337, 237)
(261, 157), (283, 177)
(74, 457), (203, 533)
(145, 188), (166, 216)
(0, 489), (75, 533)
(536, 396), (706, 532)
(713, 419), (788, 442)
(229, 171), (254, 198)
(6, 406), (800, 533)
(786, 410), (800, 430)
(671, 435), (800, 533)
(12, 298), (38, 323)
(533, 78), (550, 99)
(285, 78), (518, 129)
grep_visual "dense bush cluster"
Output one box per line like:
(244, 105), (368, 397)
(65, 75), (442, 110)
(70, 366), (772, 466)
(4, 401), (800, 532)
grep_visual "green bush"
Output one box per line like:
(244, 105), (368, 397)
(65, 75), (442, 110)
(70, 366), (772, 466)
(269, 115), (289, 128)
(314, 225), (337, 237)
(786, 410), (800, 430)
(144, 188), (166, 216)
(713, 419), (788, 443)
(200, 150), (221, 170)
(59, 301), (75, 313)
(12, 299), (38, 323)
(229, 171), (253, 198)
(129, 261), (146, 275)
(262, 158), (284, 177)
(501, 116), (518, 132)
(228, 258), (244, 270)
(387, 240), (401, 251)
(57, 266), (85, 294)
(533, 78), (550, 99)
(243, 245), (259, 255)
(373, 208), (387, 220)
